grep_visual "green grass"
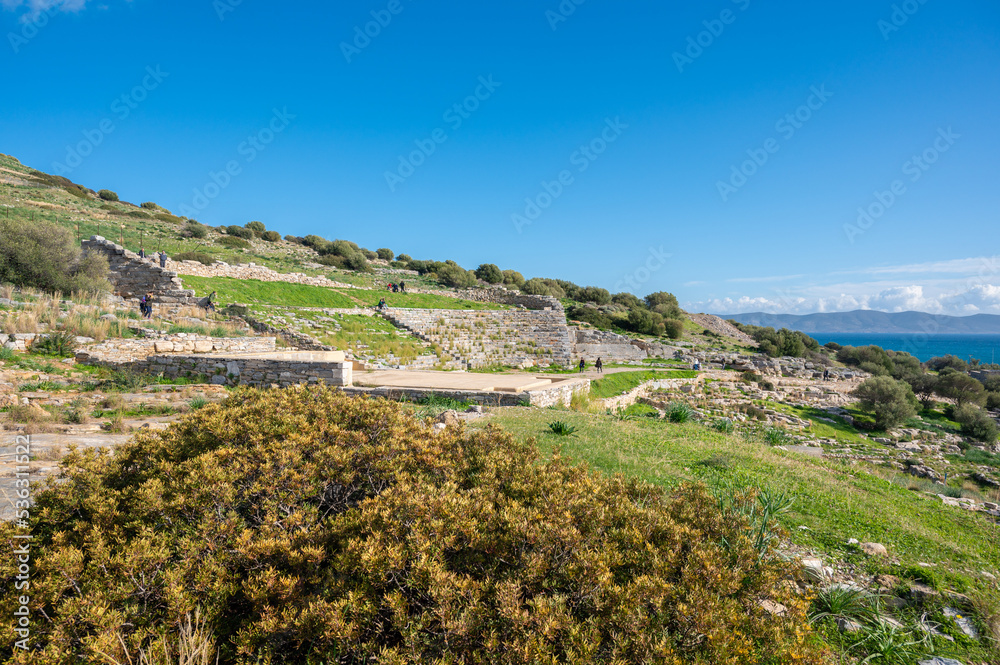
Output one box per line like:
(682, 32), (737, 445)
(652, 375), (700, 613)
(182, 277), (507, 312)
(589, 369), (698, 399)
(345, 288), (507, 310)
(764, 402), (868, 445)
(476, 409), (1000, 597)
(182, 276), (359, 308)
(311, 313), (431, 364)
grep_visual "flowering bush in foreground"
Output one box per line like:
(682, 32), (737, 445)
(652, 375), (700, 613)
(0, 386), (830, 664)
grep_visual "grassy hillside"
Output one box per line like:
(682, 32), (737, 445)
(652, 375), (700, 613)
(477, 407), (1000, 663)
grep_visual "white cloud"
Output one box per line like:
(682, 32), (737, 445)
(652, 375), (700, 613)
(3, 0), (90, 20)
(691, 283), (1000, 316)
(866, 285), (938, 313)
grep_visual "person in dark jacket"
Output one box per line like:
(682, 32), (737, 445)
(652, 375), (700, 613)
(595, 357), (603, 373)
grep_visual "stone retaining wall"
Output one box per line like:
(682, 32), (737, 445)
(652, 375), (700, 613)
(135, 351), (352, 388)
(574, 329), (647, 362)
(173, 260), (355, 289)
(382, 308), (574, 368)
(83, 236), (196, 304)
(412, 286), (562, 311)
(343, 377), (589, 408)
(223, 306), (335, 352)
(596, 376), (703, 411)
(76, 335), (276, 365)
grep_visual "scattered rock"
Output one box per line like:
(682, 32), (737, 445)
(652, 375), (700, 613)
(758, 599), (787, 616)
(907, 464), (941, 482)
(836, 617), (862, 633)
(972, 472), (999, 488)
(942, 607), (979, 640)
(799, 558), (826, 584)
(909, 582), (940, 605)
(434, 410), (460, 427)
(918, 658), (965, 665)
(860, 542), (888, 557)
(873, 574), (900, 589)
(917, 615), (954, 642)
(465, 405), (483, 414)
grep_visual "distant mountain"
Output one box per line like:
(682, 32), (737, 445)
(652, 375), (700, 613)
(719, 310), (1000, 334)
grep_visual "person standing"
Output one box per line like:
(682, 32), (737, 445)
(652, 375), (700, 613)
(399, 280), (406, 293)
(159, 251), (168, 268)
(595, 357), (603, 373)
(579, 358), (585, 373)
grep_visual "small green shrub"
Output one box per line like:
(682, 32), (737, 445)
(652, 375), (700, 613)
(376, 248), (394, 261)
(809, 585), (877, 624)
(64, 397), (90, 424)
(0, 347), (14, 362)
(475, 263), (503, 284)
(711, 417), (735, 433)
(173, 251), (216, 266)
(850, 620), (926, 665)
(317, 254), (345, 268)
(183, 221), (208, 239)
(189, 397), (209, 410)
(31, 331), (77, 358)
(261, 230), (281, 242)
(665, 401), (694, 423)
(97, 189), (119, 201)
(245, 221), (266, 236)
(547, 420), (577, 436)
(154, 212), (184, 224)
(763, 426), (791, 446)
(0, 218), (111, 294)
(225, 225), (254, 240)
(141, 201), (158, 209)
(953, 403), (999, 443)
(663, 318), (685, 339)
(216, 236), (251, 249)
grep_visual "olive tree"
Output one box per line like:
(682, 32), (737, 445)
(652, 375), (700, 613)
(851, 376), (919, 429)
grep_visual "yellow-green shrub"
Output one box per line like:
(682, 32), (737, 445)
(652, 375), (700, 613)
(0, 387), (830, 664)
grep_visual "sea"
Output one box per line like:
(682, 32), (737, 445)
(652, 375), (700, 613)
(808, 333), (1000, 365)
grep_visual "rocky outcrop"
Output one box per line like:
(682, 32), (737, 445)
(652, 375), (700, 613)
(688, 313), (758, 346)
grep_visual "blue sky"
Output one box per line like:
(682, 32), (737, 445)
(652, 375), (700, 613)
(2, 0), (998, 316)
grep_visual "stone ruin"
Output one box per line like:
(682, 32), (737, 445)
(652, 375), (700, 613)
(82, 236), (196, 304)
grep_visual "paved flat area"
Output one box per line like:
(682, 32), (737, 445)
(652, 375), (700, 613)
(354, 370), (579, 393)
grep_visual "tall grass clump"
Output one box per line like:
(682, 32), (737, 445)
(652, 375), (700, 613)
(665, 401), (694, 423)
